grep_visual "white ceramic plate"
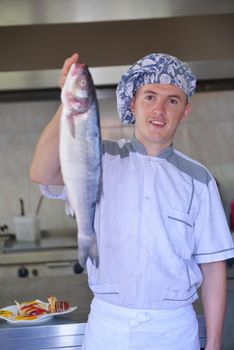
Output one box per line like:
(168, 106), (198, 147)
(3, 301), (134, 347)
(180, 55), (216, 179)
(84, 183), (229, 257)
(0, 301), (77, 325)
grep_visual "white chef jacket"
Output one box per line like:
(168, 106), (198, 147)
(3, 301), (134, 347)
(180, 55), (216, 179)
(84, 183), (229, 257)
(41, 137), (234, 310)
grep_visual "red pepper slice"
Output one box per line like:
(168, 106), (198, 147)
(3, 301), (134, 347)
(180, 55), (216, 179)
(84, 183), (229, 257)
(21, 305), (47, 316)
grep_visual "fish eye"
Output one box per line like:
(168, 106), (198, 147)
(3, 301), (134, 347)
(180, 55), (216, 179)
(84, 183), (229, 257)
(80, 79), (87, 87)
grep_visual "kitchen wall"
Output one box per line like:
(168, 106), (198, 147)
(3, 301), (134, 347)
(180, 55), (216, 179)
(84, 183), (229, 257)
(0, 88), (233, 234)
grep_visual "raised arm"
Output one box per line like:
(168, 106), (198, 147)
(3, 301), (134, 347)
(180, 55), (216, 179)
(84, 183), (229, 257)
(29, 53), (79, 185)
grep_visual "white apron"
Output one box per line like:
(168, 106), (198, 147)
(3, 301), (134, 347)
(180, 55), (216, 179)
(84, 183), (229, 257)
(82, 297), (200, 350)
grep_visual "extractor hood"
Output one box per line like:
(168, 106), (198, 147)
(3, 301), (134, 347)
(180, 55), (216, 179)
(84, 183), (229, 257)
(0, 0), (234, 90)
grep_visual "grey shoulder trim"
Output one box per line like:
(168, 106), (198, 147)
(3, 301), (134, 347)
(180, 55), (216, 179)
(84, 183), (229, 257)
(102, 140), (135, 158)
(194, 247), (234, 256)
(167, 151), (212, 185)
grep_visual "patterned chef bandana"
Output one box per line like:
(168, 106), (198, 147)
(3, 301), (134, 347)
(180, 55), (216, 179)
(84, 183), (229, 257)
(116, 53), (196, 124)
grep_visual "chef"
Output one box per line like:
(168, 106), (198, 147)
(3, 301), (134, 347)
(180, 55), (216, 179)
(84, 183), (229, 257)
(30, 52), (234, 350)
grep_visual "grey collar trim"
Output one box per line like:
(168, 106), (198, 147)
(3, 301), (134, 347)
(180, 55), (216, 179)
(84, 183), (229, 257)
(130, 137), (174, 159)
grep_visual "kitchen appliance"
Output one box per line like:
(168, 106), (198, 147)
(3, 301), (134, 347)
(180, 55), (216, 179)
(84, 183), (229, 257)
(0, 229), (84, 279)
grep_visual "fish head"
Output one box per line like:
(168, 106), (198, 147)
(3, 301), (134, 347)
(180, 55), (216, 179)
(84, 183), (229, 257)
(62, 62), (95, 114)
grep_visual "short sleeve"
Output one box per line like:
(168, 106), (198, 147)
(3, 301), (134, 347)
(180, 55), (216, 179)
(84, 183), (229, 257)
(39, 184), (74, 216)
(40, 184), (67, 200)
(194, 178), (234, 263)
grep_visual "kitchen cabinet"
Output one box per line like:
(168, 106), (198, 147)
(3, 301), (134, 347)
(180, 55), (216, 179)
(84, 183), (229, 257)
(0, 229), (82, 279)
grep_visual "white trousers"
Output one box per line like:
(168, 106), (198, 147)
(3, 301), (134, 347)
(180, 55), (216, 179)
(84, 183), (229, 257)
(82, 297), (200, 350)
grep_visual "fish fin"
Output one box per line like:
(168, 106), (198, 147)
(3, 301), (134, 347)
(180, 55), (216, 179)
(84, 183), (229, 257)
(97, 182), (103, 204)
(65, 111), (88, 138)
(96, 169), (103, 204)
(67, 114), (76, 138)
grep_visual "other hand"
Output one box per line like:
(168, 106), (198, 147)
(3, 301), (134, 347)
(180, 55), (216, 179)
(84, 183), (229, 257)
(58, 53), (79, 89)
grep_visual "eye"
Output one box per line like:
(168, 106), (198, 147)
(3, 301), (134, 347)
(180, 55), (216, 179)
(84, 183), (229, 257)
(145, 95), (155, 101)
(169, 98), (178, 105)
(80, 79), (87, 87)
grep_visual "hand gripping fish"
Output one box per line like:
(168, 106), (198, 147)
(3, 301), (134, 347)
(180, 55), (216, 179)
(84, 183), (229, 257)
(60, 62), (102, 268)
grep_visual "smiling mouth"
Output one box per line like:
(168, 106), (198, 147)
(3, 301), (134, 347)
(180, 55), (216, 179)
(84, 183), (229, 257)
(149, 120), (166, 127)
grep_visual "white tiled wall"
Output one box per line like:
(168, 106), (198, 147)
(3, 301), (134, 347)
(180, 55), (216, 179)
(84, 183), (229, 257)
(0, 100), (76, 232)
(0, 89), (234, 233)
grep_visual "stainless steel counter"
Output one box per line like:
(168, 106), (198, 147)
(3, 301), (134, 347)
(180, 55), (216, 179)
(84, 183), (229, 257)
(0, 229), (77, 258)
(0, 319), (87, 350)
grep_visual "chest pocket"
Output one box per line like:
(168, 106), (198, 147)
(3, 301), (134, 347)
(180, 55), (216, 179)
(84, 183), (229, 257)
(167, 208), (195, 258)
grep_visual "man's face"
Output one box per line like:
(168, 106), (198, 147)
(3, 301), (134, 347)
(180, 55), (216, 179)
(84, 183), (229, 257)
(131, 83), (191, 156)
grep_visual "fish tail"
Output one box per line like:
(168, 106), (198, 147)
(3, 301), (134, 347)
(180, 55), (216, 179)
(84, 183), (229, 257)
(78, 234), (99, 268)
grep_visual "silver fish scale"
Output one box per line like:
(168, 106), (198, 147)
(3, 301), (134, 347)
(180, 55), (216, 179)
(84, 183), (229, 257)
(60, 63), (102, 268)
